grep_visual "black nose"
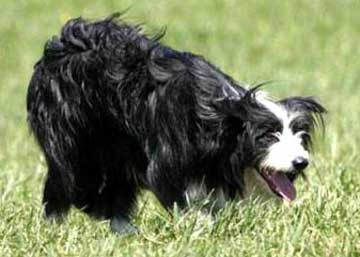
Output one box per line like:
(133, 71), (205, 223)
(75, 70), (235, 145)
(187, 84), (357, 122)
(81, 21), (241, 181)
(292, 157), (309, 171)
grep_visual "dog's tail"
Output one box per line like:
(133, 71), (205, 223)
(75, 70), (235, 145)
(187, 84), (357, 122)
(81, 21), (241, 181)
(42, 14), (120, 85)
(42, 13), (158, 87)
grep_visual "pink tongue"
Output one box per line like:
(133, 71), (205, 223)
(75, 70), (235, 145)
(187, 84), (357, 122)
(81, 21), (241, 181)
(270, 173), (296, 202)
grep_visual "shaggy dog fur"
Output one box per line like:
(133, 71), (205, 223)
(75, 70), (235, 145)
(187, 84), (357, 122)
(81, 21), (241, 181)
(27, 14), (325, 233)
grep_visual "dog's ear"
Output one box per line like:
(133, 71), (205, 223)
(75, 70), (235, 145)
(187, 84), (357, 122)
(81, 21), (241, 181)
(279, 96), (327, 130)
(279, 96), (326, 114)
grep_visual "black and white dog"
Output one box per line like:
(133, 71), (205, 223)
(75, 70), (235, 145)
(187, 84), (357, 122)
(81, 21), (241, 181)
(27, 14), (325, 233)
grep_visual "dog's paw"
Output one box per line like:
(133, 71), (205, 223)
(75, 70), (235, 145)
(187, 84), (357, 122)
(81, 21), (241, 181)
(43, 211), (67, 224)
(110, 216), (138, 235)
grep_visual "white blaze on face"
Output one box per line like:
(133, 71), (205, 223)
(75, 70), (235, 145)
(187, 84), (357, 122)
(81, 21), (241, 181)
(256, 93), (309, 172)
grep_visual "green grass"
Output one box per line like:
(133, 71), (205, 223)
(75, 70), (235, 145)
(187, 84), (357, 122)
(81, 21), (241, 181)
(1, 0), (360, 256)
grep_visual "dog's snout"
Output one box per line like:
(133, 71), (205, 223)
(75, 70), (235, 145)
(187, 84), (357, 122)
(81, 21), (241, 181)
(292, 157), (309, 171)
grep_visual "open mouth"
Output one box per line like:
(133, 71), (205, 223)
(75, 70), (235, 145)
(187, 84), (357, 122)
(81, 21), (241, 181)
(257, 169), (296, 202)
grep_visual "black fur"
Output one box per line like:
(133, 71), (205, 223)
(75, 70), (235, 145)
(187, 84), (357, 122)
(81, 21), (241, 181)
(27, 14), (325, 232)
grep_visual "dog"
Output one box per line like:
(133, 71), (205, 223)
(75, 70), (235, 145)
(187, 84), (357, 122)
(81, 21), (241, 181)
(27, 14), (325, 233)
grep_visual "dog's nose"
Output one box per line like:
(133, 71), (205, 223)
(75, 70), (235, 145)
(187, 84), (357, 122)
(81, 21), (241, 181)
(292, 157), (309, 171)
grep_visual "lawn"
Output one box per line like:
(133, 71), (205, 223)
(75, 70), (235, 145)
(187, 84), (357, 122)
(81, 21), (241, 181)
(1, 0), (360, 256)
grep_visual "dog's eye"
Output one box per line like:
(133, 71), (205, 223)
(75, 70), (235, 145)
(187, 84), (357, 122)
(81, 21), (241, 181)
(301, 132), (311, 143)
(264, 131), (280, 142)
(302, 132), (310, 139)
(257, 126), (281, 143)
(292, 123), (310, 134)
(298, 132), (311, 147)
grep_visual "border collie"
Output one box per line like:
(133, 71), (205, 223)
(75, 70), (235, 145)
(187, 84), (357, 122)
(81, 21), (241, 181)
(27, 14), (325, 233)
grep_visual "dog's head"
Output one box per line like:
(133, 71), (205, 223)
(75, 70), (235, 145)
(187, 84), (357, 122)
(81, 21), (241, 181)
(216, 84), (326, 202)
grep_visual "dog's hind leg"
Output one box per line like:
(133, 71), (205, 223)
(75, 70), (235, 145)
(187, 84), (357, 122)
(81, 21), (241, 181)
(90, 173), (139, 234)
(83, 142), (141, 234)
(107, 167), (139, 234)
(43, 160), (71, 220)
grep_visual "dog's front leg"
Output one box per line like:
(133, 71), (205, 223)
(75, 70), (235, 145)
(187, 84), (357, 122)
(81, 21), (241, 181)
(146, 160), (187, 210)
(110, 215), (138, 235)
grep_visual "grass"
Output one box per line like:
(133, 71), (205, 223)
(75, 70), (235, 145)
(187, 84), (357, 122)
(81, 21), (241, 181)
(1, 0), (360, 256)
